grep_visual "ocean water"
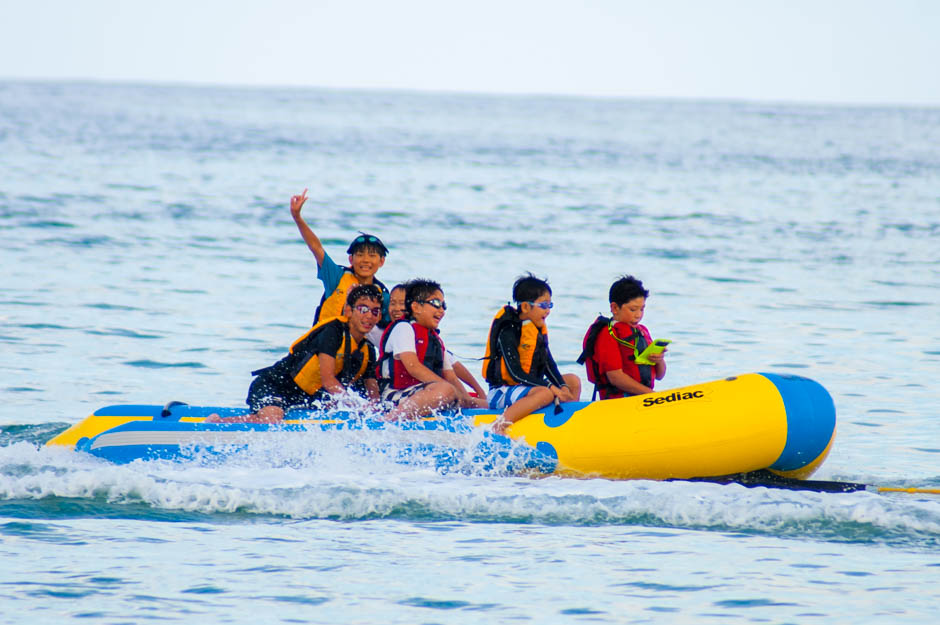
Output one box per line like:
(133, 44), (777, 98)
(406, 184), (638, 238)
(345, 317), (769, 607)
(1, 81), (939, 623)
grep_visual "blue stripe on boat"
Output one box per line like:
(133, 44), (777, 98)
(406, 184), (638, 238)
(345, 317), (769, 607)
(761, 373), (836, 472)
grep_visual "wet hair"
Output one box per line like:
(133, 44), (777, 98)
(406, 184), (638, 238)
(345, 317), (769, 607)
(609, 275), (649, 305)
(512, 273), (552, 304)
(346, 284), (382, 308)
(347, 232), (389, 258)
(403, 279), (443, 319)
(390, 283), (407, 295)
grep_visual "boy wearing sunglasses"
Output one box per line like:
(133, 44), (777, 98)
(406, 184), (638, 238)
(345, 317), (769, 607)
(377, 279), (487, 420)
(207, 285), (382, 423)
(388, 283), (488, 401)
(581, 275), (667, 400)
(290, 189), (391, 331)
(482, 274), (581, 434)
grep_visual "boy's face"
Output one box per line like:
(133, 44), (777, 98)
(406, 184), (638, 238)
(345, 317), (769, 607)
(411, 289), (445, 330)
(520, 292), (552, 328)
(611, 296), (646, 327)
(348, 248), (385, 279)
(389, 288), (406, 322)
(346, 296), (381, 338)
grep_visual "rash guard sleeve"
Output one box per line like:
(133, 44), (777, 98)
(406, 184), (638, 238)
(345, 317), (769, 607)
(542, 341), (566, 388)
(316, 251), (345, 296)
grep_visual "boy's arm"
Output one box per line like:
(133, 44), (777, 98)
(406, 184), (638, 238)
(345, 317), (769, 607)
(452, 360), (487, 398)
(363, 378), (380, 401)
(290, 189), (326, 267)
(542, 344), (566, 389)
(442, 369), (475, 406)
(361, 348), (381, 401)
(606, 369), (654, 395)
(648, 351), (667, 380)
(398, 352), (448, 384)
(316, 353), (346, 395)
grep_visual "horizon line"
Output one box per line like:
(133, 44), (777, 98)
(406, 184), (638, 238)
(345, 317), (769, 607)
(3, 75), (939, 111)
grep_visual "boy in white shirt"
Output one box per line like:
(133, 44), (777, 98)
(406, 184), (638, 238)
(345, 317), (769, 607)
(377, 279), (487, 420)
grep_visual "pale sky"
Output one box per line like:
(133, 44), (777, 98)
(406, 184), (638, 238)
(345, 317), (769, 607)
(1, 0), (938, 105)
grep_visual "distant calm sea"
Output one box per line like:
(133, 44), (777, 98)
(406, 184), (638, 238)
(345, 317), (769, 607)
(1, 81), (938, 624)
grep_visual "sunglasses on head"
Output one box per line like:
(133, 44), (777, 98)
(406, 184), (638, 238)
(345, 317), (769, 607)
(347, 233), (388, 255)
(418, 298), (447, 311)
(353, 304), (382, 317)
(527, 301), (553, 310)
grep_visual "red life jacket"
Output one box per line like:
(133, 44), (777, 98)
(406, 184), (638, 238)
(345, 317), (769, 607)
(579, 317), (653, 400)
(605, 321), (653, 399)
(377, 320), (445, 390)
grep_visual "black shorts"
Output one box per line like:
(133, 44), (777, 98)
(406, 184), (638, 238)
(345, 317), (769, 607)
(246, 367), (328, 413)
(380, 382), (432, 405)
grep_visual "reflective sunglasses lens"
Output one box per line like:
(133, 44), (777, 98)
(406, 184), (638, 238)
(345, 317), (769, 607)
(355, 305), (381, 316)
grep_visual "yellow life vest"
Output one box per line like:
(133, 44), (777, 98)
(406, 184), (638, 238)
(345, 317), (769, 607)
(314, 271), (389, 325)
(315, 272), (362, 324)
(482, 305), (548, 387)
(290, 316), (371, 394)
(516, 321), (546, 378)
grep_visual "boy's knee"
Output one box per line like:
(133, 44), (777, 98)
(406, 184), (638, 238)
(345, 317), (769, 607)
(531, 386), (554, 403)
(433, 381), (457, 401)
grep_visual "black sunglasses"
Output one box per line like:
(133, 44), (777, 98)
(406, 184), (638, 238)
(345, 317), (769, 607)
(417, 298), (447, 311)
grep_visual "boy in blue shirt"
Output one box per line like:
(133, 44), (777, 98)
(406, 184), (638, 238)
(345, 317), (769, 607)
(290, 189), (391, 329)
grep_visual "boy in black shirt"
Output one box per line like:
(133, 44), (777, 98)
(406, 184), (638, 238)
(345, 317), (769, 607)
(208, 284), (382, 423)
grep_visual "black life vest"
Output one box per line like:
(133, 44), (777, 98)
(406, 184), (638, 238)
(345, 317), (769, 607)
(254, 316), (371, 395)
(482, 305), (549, 387)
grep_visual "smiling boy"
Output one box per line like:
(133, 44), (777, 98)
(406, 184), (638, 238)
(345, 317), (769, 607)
(207, 284), (383, 423)
(388, 284), (407, 323)
(290, 189), (391, 328)
(386, 282), (488, 401)
(482, 274), (581, 434)
(377, 279), (487, 420)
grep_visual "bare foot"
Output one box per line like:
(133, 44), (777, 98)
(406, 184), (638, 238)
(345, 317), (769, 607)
(491, 418), (509, 435)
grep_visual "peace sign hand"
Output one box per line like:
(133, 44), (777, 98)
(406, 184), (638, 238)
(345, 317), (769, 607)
(289, 188), (308, 218)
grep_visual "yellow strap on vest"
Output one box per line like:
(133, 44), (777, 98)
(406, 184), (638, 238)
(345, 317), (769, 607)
(290, 316), (369, 393)
(317, 272), (361, 322)
(483, 306), (549, 387)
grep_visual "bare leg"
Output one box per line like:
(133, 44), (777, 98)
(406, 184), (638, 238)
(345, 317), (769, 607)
(387, 382), (457, 421)
(493, 386), (554, 434)
(562, 374), (582, 401)
(205, 406), (285, 424)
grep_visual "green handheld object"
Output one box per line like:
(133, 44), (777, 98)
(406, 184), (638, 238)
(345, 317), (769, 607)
(635, 339), (671, 366)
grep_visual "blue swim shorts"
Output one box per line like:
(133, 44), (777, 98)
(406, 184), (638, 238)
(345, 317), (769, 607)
(486, 385), (536, 410)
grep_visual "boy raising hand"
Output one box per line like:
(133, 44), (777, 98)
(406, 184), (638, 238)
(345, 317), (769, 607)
(290, 189), (391, 330)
